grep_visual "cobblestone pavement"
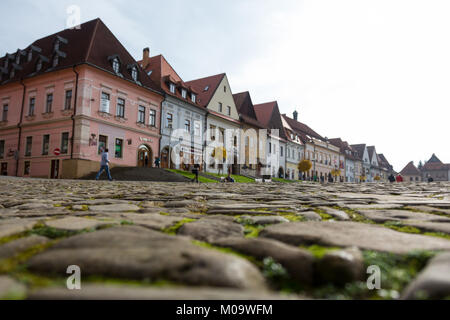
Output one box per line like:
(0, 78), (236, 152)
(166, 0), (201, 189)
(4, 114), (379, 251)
(0, 176), (449, 300)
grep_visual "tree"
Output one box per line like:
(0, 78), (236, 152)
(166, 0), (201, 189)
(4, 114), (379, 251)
(331, 169), (341, 182)
(298, 160), (312, 173)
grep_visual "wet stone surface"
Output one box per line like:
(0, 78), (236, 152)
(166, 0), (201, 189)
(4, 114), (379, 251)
(0, 176), (449, 300)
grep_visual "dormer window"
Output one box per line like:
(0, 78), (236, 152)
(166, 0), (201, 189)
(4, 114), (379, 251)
(169, 83), (176, 93)
(36, 59), (43, 72)
(191, 94), (196, 103)
(181, 89), (187, 99)
(28, 50), (33, 62)
(112, 58), (120, 73)
(131, 67), (138, 81)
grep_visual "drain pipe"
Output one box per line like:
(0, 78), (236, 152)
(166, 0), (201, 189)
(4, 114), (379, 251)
(15, 79), (26, 177)
(70, 65), (79, 159)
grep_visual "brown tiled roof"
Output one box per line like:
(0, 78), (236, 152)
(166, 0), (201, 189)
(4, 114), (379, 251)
(184, 73), (225, 108)
(350, 144), (366, 161)
(0, 18), (162, 94)
(140, 54), (203, 110)
(422, 154), (449, 171)
(400, 161), (421, 176)
(329, 138), (359, 161)
(233, 91), (264, 128)
(281, 114), (324, 142)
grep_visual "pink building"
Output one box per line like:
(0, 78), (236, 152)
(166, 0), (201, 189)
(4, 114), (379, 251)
(0, 18), (163, 179)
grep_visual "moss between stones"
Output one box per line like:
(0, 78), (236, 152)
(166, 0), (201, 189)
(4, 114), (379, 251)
(312, 208), (334, 221)
(384, 221), (421, 234)
(0, 233), (27, 246)
(162, 218), (196, 235)
(333, 206), (376, 224)
(244, 225), (264, 238)
(300, 244), (341, 259)
(0, 241), (55, 273)
(192, 240), (261, 267)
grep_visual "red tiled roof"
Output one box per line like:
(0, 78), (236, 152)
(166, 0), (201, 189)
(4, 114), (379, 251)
(254, 101), (277, 128)
(184, 73), (225, 108)
(0, 18), (162, 94)
(140, 54), (203, 110)
(400, 161), (421, 176)
(254, 101), (288, 140)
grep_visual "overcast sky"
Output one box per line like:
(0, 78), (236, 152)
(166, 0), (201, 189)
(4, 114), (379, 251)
(1, 0), (449, 171)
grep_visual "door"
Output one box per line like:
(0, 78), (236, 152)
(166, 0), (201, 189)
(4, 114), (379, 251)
(161, 147), (169, 169)
(50, 160), (59, 179)
(138, 146), (152, 168)
(1, 163), (7, 176)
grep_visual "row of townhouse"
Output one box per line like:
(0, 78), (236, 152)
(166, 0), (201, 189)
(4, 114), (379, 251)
(0, 18), (394, 181)
(399, 154), (450, 182)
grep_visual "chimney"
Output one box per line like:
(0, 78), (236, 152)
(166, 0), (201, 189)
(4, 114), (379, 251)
(293, 110), (298, 121)
(142, 47), (150, 69)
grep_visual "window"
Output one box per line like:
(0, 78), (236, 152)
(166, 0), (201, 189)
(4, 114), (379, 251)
(234, 136), (237, 147)
(98, 135), (107, 154)
(210, 125), (216, 141)
(115, 138), (123, 158)
(25, 137), (32, 157)
(10, 69), (15, 79)
(218, 102), (223, 113)
(138, 106), (145, 124)
(16, 54), (20, 65)
(166, 113), (173, 128)
(227, 106), (231, 116)
(2, 105), (7, 121)
(185, 119), (191, 133)
(28, 97), (35, 116)
(61, 133), (69, 154)
(112, 58), (120, 73)
(116, 98), (125, 118)
(219, 128), (225, 143)
(0, 140), (4, 158)
(169, 83), (176, 93)
(280, 146), (284, 157)
(269, 142), (272, 154)
(64, 90), (72, 110)
(100, 92), (110, 113)
(42, 135), (50, 155)
(191, 94), (196, 103)
(24, 161), (31, 176)
(36, 59), (42, 72)
(194, 122), (201, 136)
(28, 50), (32, 62)
(224, 86), (227, 93)
(131, 67), (138, 81)
(45, 93), (53, 113)
(149, 109), (156, 127)
(181, 89), (187, 99)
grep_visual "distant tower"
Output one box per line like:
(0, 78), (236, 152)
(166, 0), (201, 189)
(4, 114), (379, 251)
(293, 110), (298, 121)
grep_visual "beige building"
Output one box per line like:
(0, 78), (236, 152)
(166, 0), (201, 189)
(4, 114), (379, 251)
(399, 161), (422, 182)
(186, 74), (241, 174)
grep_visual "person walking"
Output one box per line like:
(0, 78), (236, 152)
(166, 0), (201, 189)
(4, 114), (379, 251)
(396, 174), (403, 183)
(388, 174), (395, 183)
(154, 157), (161, 168)
(192, 163), (200, 183)
(95, 148), (113, 181)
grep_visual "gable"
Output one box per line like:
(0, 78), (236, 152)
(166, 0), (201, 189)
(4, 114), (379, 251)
(206, 75), (240, 121)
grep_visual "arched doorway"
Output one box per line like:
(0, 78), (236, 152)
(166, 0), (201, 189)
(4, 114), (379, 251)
(137, 145), (153, 168)
(161, 146), (172, 169)
(278, 167), (284, 178)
